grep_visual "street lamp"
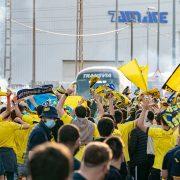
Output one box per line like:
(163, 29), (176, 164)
(147, 7), (156, 65)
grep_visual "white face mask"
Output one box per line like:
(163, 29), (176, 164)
(45, 119), (55, 129)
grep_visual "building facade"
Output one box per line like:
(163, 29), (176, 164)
(0, 0), (180, 85)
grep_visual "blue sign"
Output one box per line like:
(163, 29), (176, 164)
(108, 11), (168, 23)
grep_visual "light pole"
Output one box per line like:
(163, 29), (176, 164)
(147, 7), (156, 65)
(32, 0), (36, 87)
(157, 0), (160, 71)
(172, 0), (176, 66)
(115, 0), (119, 66)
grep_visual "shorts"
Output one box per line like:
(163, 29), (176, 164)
(0, 147), (17, 174)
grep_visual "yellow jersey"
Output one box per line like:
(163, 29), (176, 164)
(148, 127), (176, 170)
(0, 121), (22, 149)
(22, 114), (40, 125)
(117, 121), (136, 162)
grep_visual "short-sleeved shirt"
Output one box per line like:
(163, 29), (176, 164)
(14, 125), (34, 164)
(0, 121), (22, 148)
(117, 121), (136, 162)
(22, 114), (40, 125)
(162, 146), (180, 180)
(147, 127), (175, 170)
(28, 121), (52, 151)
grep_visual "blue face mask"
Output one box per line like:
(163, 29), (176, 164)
(45, 119), (55, 129)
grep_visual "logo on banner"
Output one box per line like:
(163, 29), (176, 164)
(108, 10), (168, 24)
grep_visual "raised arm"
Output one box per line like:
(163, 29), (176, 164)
(56, 88), (74, 116)
(137, 98), (150, 133)
(0, 89), (12, 119)
(93, 93), (104, 118)
(13, 117), (30, 129)
(13, 96), (23, 119)
(108, 94), (115, 116)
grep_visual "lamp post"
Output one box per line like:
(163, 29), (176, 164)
(147, 7), (156, 65)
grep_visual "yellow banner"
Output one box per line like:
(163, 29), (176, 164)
(64, 96), (87, 108)
(118, 59), (148, 91)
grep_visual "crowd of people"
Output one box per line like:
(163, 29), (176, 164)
(0, 85), (179, 180)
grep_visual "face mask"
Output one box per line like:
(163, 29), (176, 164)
(45, 119), (55, 129)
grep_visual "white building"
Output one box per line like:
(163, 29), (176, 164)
(0, 0), (180, 85)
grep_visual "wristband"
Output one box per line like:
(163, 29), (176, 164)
(65, 93), (69, 97)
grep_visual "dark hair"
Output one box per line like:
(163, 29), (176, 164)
(147, 111), (154, 122)
(114, 110), (123, 124)
(35, 105), (44, 116)
(10, 110), (17, 120)
(97, 118), (114, 137)
(0, 107), (6, 114)
(28, 142), (72, 180)
(58, 124), (80, 146)
(75, 106), (86, 118)
(121, 108), (127, 121)
(83, 142), (112, 167)
(18, 104), (26, 112)
(105, 136), (123, 160)
(156, 113), (168, 126)
(86, 107), (91, 117)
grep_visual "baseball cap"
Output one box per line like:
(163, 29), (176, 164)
(41, 106), (59, 119)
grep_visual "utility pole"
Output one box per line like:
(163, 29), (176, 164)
(157, 0), (160, 70)
(130, 21), (134, 60)
(75, 0), (83, 76)
(172, 0), (176, 66)
(4, 0), (12, 84)
(115, 0), (118, 66)
(32, 0), (36, 87)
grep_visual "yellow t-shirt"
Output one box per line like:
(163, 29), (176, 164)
(61, 113), (73, 124)
(148, 127), (176, 170)
(0, 121), (22, 148)
(117, 121), (136, 162)
(0, 115), (3, 122)
(22, 114), (40, 125)
(14, 125), (34, 164)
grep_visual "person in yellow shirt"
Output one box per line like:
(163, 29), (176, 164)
(0, 114), (30, 180)
(137, 98), (178, 180)
(57, 88), (99, 145)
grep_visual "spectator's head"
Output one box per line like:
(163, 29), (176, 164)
(81, 142), (112, 180)
(121, 108), (127, 121)
(114, 110), (123, 124)
(10, 110), (17, 121)
(98, 118), (114, 137)
(58, 124), (80, 155)
(156, 112), (169, 127)
(28, 142), (73, 180)
(147, 111), (154, 123)
(105, 136), (123, 161)
(41, 106), (59, 129)
(75, 105), (86, 118)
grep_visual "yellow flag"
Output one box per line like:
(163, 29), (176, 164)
(64, 96), (87, 108)
(140, 65), (149, 87)
(0, 91), (7, 96)
(162, 64), (180, 92)
(118, 59), (148, 91)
